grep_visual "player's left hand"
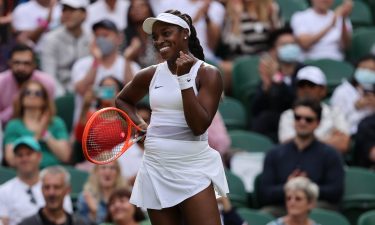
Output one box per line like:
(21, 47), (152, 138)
(176, 51), (195, 76)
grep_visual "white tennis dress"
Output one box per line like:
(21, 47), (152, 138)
(129, 60), (229, 209)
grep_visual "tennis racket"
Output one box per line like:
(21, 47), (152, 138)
(82, 107), (146, 164)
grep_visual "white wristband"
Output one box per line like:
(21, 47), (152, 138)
(177, 73), (193, 90)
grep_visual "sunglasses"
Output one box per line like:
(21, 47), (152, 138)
(22, 89), (45, 98)
(286, 195), (306, 202)
(294, 114), (316, 123)
(26, 188), (37, 205)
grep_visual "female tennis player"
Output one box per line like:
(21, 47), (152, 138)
(115, 9), (229, 225)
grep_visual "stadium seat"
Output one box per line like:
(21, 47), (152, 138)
(342, 166), (375, 225)
(304, 58), (355, 95)
(218, 96), (247, 130)
(277, 0), (309, 24)
(229, 130), (274, 153)
(350, 0), (373, 27)
(231, 55), (260, 113)
(347, 27), (375, 63)
(62, 166), (89, 202)
(236, 208), (274, 225)
(0, 166), (16, 184)
(252, 173), (263, 208)
(309, 208), (351, 225)
(225, 169), (249, 208)
(357, 209), (375, 225)
(55, 93), (75, 133)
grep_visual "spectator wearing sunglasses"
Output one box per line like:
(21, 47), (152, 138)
(3, 80), (71, 168)
(0, 44), (56, 126)
(0, 137), (72, 225)
(278, 66), (350, 154)
(260, 97), (344, 218)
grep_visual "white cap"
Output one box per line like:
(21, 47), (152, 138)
(297, 66), (327, 86)
(142, 13), (191, 35)
(61, 0), (89, 9)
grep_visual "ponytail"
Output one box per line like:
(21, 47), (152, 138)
(165, 10), (205, 61)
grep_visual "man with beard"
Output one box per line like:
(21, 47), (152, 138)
(18, 166), (88, 225)
(259, 98), (344, 217)
(0, 44), (56, 126)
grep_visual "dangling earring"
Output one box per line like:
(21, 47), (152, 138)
(184, 37), (188, 40)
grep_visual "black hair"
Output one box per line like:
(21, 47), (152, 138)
(124, 0), (155, 48)
(98, 76), (124, 91)
(292, 97), (322, 121)
(354, 54), (375, 68)
(9, 44), (35, 61)
(268, 26), (294, 49)
(165, 9), (205, 61)
(350, 54), (375, 85)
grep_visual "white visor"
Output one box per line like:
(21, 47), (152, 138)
(142, 13), (191, 35)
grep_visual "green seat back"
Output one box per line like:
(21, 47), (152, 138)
(63, 166), (89, 200)
(55, 93), (75, 133)
(225, 170), (249, 208)
(0, 166), (16, 184)
(304, 58), (354, 95)
(309, 208), (351, 225)
(358, 209), (375, 225)
(342, 167), (375, 225)
(237, 208), (274, 225)
(277, 0), (309, 23)
(344, 167), (375, 201)
(229, 130), (274, 153)
(347, 27), (375, 63)
(218, 97), (247, 130)
(332, 0), (373, 27)
(350, 0), (373, 27)
(232, 55), (261, 114)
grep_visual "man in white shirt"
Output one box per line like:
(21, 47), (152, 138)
(12, 0), (62, 52)
(40, 0), (91, 96)
(72, 19), (140, 123)
(278, 66), (351, 154)
(84, 0), (130, 33)
(0, 136), (72, 225)
(290, 0), (353, 61)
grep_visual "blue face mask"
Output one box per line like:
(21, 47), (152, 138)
(354, 68), (375, 90)
(277, 43), (301, 63)
(96, 86), (116, 100)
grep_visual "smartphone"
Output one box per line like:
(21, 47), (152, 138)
(96, 86), (116, 100)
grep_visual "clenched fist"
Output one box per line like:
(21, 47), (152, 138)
(176, 51), (195, 76)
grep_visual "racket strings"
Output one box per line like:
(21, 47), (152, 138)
(86, 110), (130, 163)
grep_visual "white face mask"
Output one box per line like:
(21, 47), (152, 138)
(354, 68), (375, 90)
(277, 43), (301, 63)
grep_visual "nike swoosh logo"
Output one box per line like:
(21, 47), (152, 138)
(187, 79), (191, 82)
(155, 86), (163, 89)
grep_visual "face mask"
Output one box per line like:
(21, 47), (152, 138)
(96, 86), (116, 100)
(277, 43), (301, 63)
(354, 68), (375, 90)
(95, 37), (116, 56)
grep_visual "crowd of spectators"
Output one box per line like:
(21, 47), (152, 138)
(1, 0), (375, 225)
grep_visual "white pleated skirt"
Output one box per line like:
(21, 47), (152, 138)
(129, 137), (229, 209)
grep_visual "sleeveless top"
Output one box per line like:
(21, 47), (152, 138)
(147, 60), (208, 141)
